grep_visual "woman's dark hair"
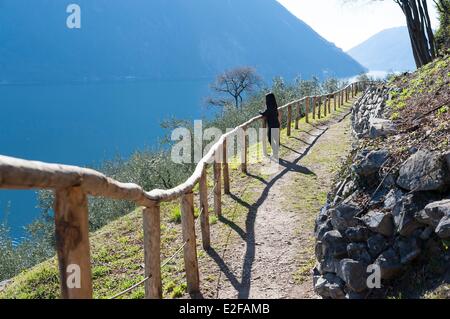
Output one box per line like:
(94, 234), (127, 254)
(265, 93), (278, 112)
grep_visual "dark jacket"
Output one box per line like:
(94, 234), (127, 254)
(260, 93), (280, 128)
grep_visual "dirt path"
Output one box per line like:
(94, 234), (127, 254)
(197, 102), (355, 299)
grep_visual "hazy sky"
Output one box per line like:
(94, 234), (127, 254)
(277, 0), (440, 51)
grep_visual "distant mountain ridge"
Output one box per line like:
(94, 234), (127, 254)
(0, 0), (365, 84)
(347, 26), (416, 72)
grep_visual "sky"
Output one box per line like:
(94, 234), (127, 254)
(276, 0), (440, 51)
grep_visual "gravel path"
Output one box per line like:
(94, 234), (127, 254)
(198, 104), (354, 299)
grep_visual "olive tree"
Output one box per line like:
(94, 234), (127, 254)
(207, 67), (262, 109)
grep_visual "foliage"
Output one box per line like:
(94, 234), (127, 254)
(435, 0), (450, 54)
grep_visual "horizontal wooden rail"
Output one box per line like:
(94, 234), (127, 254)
(0, 80), (374, 299)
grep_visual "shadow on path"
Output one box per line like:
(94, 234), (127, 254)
(208, 122), (331, 298)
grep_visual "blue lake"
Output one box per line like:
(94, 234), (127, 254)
(0, 79), (212, 238)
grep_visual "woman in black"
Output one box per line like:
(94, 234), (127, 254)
(260, 93), (280, 159)
(260, 93), (280, 146)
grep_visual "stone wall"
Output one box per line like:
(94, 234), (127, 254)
(313, 86), (450, 299)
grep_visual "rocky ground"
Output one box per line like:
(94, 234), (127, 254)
(313, 56), (450, 299)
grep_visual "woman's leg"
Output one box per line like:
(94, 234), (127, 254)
(271, 127), (279, 160)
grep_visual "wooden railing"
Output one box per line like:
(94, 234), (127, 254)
(0, 81), (371, 299)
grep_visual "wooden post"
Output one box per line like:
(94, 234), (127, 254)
(262, 118), (268, 157)
(341, 90), (344, 106)
(278, 109), (283, 128)
(54, 186), (93, 299)
(214, 160), (222, 216)
(333, 94), (337, 111)
(287, 104), (292, 136)
(312, 97), (316, 120)
(323, 96), (327, 117)
(328, 95), (331, 113)
(222, 140), (230, 195)
(305, 98), (310, 123)
(294, 102), (300, 129)
(199, 167), (210, 249)
(318, 97), (322, 119)
(240, 128), (247, 174)
(181, 191), (200, 294)
(143, 202), (162, 299)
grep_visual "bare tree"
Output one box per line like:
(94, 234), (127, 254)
(346, 0), (438, 68)
(207, 67), (262, 109)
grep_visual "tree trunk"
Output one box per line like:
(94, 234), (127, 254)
(397, 0), (436, 68)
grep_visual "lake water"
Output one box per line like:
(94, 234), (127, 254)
(0, 79), (212, 238)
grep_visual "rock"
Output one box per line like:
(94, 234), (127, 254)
(395, 237), (421, 264)
(345, 291), (370, 299)
(416, 199), (450, 228)
(367, 234), (389, 258)
(397, 192), (437, 235)
(436, 216), (450, 239)
(444, 151), (450, 170)
(362, 211), (394, 237)
(368, 188), (389, 207)
(342, 180), (355, 199)
(316, 206), (329, 224)
(398, 210), (423, 237)
(315, 220), (333, 241)
(374, 249), (402, 279)
(315, 242), (323, 261)
(347, 243), (372, 265)
(329, 203), (360, 231)
(321, 230), (348, 259)
(420, 227), (434, 240)
(368, 118), (396, 138)
(314, 273), (345, 299)
(381, 173), (397, 188)
(337, 259), (368, 293)
(319, 256), (341, 274)
(352, 150), (389, 178)
(383, 188), (404, 214)
(344, 226), (371, 242)
(396, 150), (448, 191)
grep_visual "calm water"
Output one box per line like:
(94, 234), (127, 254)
(0, 79), (211, 238)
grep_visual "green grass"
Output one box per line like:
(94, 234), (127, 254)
(388, 55), (450, 112)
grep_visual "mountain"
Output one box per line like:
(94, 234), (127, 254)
(347, 26), (416, 72)
(0, 0), (365, 84)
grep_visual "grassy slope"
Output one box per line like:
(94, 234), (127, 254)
(0, 98), (356, 299)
